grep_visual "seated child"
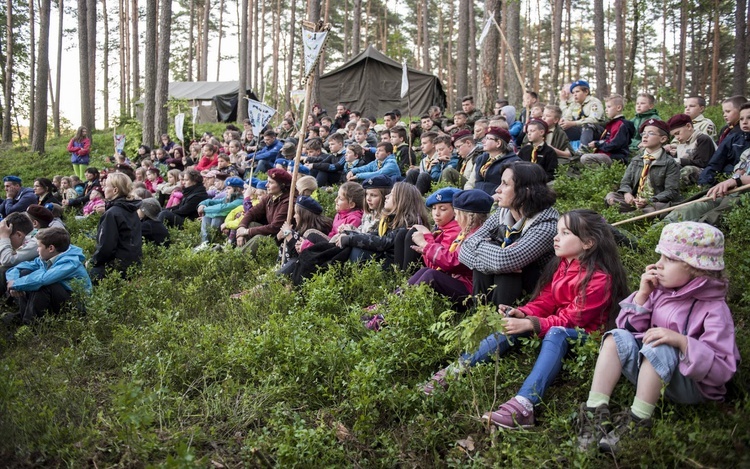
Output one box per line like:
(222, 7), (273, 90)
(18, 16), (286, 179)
(629, 93), (661, 152)
(82, 189), (105, 216)
(277, 196), (333, 269)
(138, 198), (170, 246)
(144, 167), (163, 193)
(683, 95), (716, 139)
(577, 222), (738, 453)
(666, 113), (717, 185)
(3, 227), (91, 326)
(347, 142), (401, 182)
(305, 181), (365, 247)
(196, 177), (246, 246)
(582, 94), (636, 166)
(698, 98), (750, 186)
(605, 119), (680, 213)
(518, 119), (559, 180)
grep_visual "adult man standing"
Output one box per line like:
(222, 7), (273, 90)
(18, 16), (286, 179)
(0, 176), (36, 218)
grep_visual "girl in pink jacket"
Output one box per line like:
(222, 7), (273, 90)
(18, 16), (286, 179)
(578, 222), (739, 454)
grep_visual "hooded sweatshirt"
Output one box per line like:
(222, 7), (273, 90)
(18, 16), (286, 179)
(91, 197), (143, 272)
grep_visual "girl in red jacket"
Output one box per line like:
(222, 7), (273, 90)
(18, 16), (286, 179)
(423, 210), (628, 429)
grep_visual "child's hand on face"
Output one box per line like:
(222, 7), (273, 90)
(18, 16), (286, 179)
(635, 263), (659, 304)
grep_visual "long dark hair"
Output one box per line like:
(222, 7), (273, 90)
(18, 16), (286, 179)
(503, 162), (556, 217)
(295, 205), (333, 235)
(532, 209), (628, 329)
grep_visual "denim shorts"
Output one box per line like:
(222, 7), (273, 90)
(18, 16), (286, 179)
(606, 329), (704, 405)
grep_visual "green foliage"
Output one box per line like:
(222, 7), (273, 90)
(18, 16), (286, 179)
(0, 133), (749, 467)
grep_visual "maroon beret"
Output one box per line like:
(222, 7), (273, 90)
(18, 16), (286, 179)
(26, 204), (54, 226)
(527, 118), (549, 134)
(266, 168), (293, 187)
(451, 130), (473, 144)
(639, 118), (670, 136)
(666, 114), (692, 131)
(485, 126), (512, 144)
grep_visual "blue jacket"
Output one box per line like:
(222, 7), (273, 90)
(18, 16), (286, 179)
(509, 121), (524, 138)
(0, 187), (37, 218)
(351, 154), (402, 180)
(200, 197), (244, 218)
(698, 130), (750, 185)
(250, 139), (284, 163)
(429, 156), (459, 181)
(7, 245), (92, 294)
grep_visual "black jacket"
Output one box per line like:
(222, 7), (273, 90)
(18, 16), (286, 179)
(91, 197), (143, 272)
(141, 218), (170, 246)
(166, 183), (209, 220)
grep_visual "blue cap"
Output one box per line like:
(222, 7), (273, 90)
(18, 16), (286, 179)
(570, 79), (590, 92)
(256, 181), (268, 191)
(225, 177), (245, 188)
(248, 177), (261, 188)
(426, 187), (462, 207)
(295, 195), (323, 215)
(453, 189), (494, 214)
(3, 176), (21, 184)
(361, 175), (394, 189)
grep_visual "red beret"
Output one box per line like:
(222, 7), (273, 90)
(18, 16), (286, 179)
(666, 114), (692, 131)
(266, 168), (293, 187)
(639, 118), (670, 136)
(451, 130), (473, 144)
(485, 126), (512, 144)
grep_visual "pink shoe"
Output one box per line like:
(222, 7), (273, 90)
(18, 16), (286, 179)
(420, 367), (450, 395)
(482, 397), (535, 429)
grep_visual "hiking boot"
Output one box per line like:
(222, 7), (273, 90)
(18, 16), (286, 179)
(598, 410), (652, 454)
(482, 397), (535, 429)
(576, 403), (611, 451)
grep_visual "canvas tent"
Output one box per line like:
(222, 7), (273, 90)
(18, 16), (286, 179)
(318, 46), (446, 119)
(135, 81), (258, 123)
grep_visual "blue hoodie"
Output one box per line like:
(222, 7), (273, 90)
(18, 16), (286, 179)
(351, 154), (402, 180)
(7, 244), (92, 294)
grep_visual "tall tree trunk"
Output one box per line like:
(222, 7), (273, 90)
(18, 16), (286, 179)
(201, 0), (210, 81)
(78, 0), (93, 131)
(32, 0), (52, 153)
(421, 0), (430, 71)
(550, 0), (563, 101)
(216, 0), (224, 80)
(447, 0), (454, 110)
(87, 0), (96, 129)
(237, 0), (248, 121)
(505, 0), (522, 105)
(272, 0), (280, 107)
(625, 0), (639, 101)
(142, 0), (156, 146)
(614, 0), (625, 95)
(102, 0), (109, 127)
(479, 4), (500, 114)
(2, 0), (13, 142)
(710, 0), (720, 104)
(593, 0), (607, 97)
(469, 1), (477, 97)
(565, 0), (571, 79)
(733, 0), (748, 96)
(188, 0), (194, 80)
(677, 0), (687, 96)
(259, 0), (266, 99)
(119, 0), (126, 117)
(284, 0), (295, 112)
(246, 0), (253, 89)
(29, 0), (36, 141)
(54, 0), (63, 136)
(456, 0), (469, 100)
(155, 0), (171, 139)
(352, 0), (361, 56)
(131, 0), (140, 106)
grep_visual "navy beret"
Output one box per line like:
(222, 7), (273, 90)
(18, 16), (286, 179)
(256, 181), (268, 191)
(426, 187), (462, 207)
(453, 189), (495, 214)
(3, 175), (21, 184)
(361, 175), (394, 189)
(225, 177), (245, 188)
(295, 195), (323, 215)
(570, 79), (590, 92)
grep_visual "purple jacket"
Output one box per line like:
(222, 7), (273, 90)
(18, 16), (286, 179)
(616, 277), (739, 401)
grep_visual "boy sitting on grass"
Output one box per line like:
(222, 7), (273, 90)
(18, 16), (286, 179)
(3, 227), (91, 326)
(518, 119), (558, 181)
(541, 105), (573, 161)
(665, 113), (717, 185)
(582, 94), (636, 166)
(629, 93), (661, 152)
(683, 95), (716, 140)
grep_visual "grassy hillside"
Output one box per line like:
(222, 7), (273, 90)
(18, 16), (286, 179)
(0, 119), (748, 467)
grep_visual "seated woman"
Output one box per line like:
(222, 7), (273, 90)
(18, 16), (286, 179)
(458, 162), (559, 307)
(235, 168), (293, 255)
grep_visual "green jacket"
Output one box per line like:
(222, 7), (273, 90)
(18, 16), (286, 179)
(630, 109), (661, 151)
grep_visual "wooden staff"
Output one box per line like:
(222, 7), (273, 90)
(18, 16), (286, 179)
(612, 182), (750, 226)
(491, 16), (525, 92)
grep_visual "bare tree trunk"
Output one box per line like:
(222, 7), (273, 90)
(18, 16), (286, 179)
(54, 0), (63, 135)
(710, 0), (720, 104)
(189, 0), (194, 80)
(479, 4), (500, 114)
(625, 0), (639, 101)
(2, 0), (13, 142)
(272, 0), (280, 107)
(87, 0), (96, 128)
(447, 0), (454, 110)
(422, 0), (430, 71)
(142, 0), (156, 146)
(505, 0), (522, 105)
(733, 0), (748, 96)
(284, 0), (295, 111)
(593, 0), (608, 97)
(32, 0), (52, 153)
(677, 0), (687, 96)
(216, 0), (224, 81)
(549, 0), (563, 101)
(119, 0), (127, 117)
(131, 0), (140, 105)
(614, 0), (625, 95)
(343, 0), (349, 59)
(155, 0), (171, 138)
(247, 0), (253, 89)
(456, 0), (469, 100)
(352, 0), (361, 56)
(565, 0), (572, 79)
(534, 0), (541, 91)
(201, 0), (210, 81)
(102, 0), (109, 127)
(469, 1), (477, 97)
(237, 0), (248, 122)
(259, 0), (266, 99)
(77, 0), (93, 131)
(29, 0), (36, 141)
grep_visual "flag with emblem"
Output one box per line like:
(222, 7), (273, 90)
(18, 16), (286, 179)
(247, 100), (277, 137)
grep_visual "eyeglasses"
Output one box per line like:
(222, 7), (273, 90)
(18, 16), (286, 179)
(484, 137), (498, 142)
(642, 131), (661, 137)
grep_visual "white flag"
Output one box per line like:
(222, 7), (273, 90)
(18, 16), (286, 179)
(174, 113), (185, 143)
(302, 28), (329, 77)
(400, 60), (409, 99)
(247, 99), (277, 137)
(191, 106), (199, 124)
(478, 15), (493, 46)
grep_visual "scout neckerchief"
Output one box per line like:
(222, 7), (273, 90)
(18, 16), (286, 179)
(479, 153), (503, 178)
(718, 124), (734, 145)
(531, 144), (543, 163)
(449, 231), (466, 253)
(502, 217), (527, 248)
(638, 153), (657, 193)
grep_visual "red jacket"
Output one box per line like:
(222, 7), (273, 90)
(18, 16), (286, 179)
(195, 154), (219, 171)
(519, 258), (613, 337)
(420, 220), (474, 292)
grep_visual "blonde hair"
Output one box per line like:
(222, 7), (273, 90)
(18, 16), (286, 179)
(106, 173), (134, 200)
(386, 182), (430, 230)
(455, 209), (488, 236)
(296, 175), (318, 196)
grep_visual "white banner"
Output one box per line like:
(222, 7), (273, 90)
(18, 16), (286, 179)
(302, 28), (329, 77)
(191, 106), (199, 124)
(478, 15), (493, 46)
(174, 113), (185, 143)
(247, 99), (277, 137)
(400, 60), (409, 99)
(291, 89), (305, 109)
(114, 134), (126, 152)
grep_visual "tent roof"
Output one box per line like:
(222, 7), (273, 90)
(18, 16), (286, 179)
(165, 81), (246, 100)
(321, 45), (436, 79)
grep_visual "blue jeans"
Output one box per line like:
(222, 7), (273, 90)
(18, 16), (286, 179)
(200, 216), (224, 242)
(516, 327), (586, 405)
(460, 331), (530, 367)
